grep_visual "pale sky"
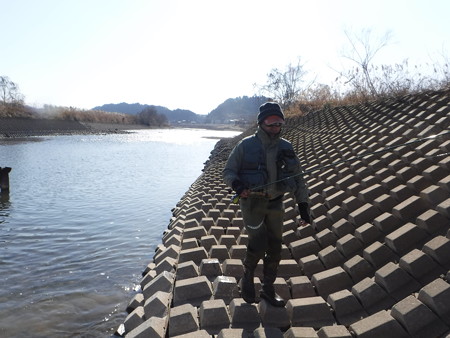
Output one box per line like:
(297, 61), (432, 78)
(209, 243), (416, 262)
(1, 0), (449, 115)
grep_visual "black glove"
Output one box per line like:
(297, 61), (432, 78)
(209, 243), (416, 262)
(232, 180), (247, 195)
(298, 202), (311, 223)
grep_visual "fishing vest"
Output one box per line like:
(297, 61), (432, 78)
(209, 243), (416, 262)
(238, 135), (300, 194)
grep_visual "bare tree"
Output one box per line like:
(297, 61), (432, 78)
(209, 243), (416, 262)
(0, 76), (24, 105)
(255, 58), (311, 108)
(339, 28), (393, 98)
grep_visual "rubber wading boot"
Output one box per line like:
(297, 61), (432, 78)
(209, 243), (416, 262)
(260, 283), (285, 307)
(241, 268), (256, 303)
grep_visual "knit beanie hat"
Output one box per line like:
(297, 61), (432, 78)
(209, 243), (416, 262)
(257, 102), (285, 124)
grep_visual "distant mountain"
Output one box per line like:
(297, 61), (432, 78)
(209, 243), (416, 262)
(93, 103), (204, 123)
(205, 96), (268, 124)
(93, 95), (269, 125)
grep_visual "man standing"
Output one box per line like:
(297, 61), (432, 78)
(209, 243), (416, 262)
(223, 102), (310, 307)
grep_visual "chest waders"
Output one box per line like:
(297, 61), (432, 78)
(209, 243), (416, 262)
(238, 135), (289, 307)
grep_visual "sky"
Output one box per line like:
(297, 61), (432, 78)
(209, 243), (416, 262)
(1, 0), (449, 115)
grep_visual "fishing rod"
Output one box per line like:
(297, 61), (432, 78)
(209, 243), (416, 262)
(231, 129), (450, 204)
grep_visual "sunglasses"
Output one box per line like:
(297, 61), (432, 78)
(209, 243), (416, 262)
(264, 122), (284, 127)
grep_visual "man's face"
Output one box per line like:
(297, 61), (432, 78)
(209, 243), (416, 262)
(261, 115), (284, 136)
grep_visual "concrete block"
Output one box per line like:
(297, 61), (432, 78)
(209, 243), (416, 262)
(416, 209), (448, 234)
(124, 306), (145, 333)
(277, 259), (302, 279)
(317, 325), (352, 338)
(363, 241), (397, 269)
(199, 299), (230, 335)
(179, 247), (208, 265)
(358, 184), (386, 203)
(154, 257), (177, 275)
(284, 326), (319, 338)
(288, 276), (316, 298)
(183, 226), (207, 241)
(348, 203), (382, 227)
(168, 303), (199, 337)
(217, 217), (232, 227)
(125, 316), (166, 338)
(373, 193), (397, 213)
(327, 289), (368, 326)
(200, 217), (215, 230)
(226, 226), (242, 239)
(331, 219), (354, 238)
(423, 164), (448, 181)
(421, 184), (448, 206)
(187, 209), (207, 223)
(140, 269), (157, 290)
(318, 245), (345, 269)
(336, 234), (363, 258)
(326, 206), (348, 223)
(154, 244), (180, 266)
(258, 299), (290, 329)
(142, 271), (175, 300)
(299, 254), (325, 278)
(385, 222), (428, 255)
(219, 235), (237, 249)
(311, 203), (328, 219)
(217, 328), (250, 338)
(173, 275), (213, 307)
(437, 197), (450, 218)
(229, 244), (247, 260)
(422, 235), (450, 269)
(181, 238), (199, 250)
(271, 277), (291, 302)
(200, 235), (218, 252)
(315, 229), (338, 248)
(286, 296), (336, 328)
(311, 267), (353, 299)
(406, 175), (431, 194)
(343, 255), (374, 283)
(126, 293), (144, 313)
(351, 277), (395, 315)
(289, 236), (321, 260)
(391, 184), (415, 203)
(391, 294), (449, 338)
(373, 212), (402, 234)
(297, 223), (316, 238)
(143, 290), (171, 318)
(253, 327), (284, 338)
(418, 278), (450, 325)
(325, 190), (348, 209)
(374, 262), (421, 301)
(392, 196), (429, 222)
(349, 310), (408, 338)
(199, 258), (222, 280)
(213, 275), (240, 304)
(401, 248), (445, 285)
(341, 196), (364, 213)
(283, 229), (299, 246)
(209, 225), (225, 239)
(355, 223), (383, 247)
(231, 217), (245, 229)
(237, 234), (248, 246)
(229, 298), (260, 331)
(222, 259), (244, 279)
(312, 215), (333, 231)
(209, 244), (231, 262)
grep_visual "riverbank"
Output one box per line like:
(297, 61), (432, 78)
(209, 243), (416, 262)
(0, 118), (246, 139)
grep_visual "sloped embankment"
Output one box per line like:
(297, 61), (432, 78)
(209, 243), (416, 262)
(120, 89), (450, 337)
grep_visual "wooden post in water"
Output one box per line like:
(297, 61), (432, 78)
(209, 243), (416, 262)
(0, 167), (11, 193)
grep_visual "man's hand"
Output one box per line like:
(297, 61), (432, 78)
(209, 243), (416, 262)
(240, 189), (250, 198)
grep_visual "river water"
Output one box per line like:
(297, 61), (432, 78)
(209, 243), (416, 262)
(0, 128), (241, 337)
